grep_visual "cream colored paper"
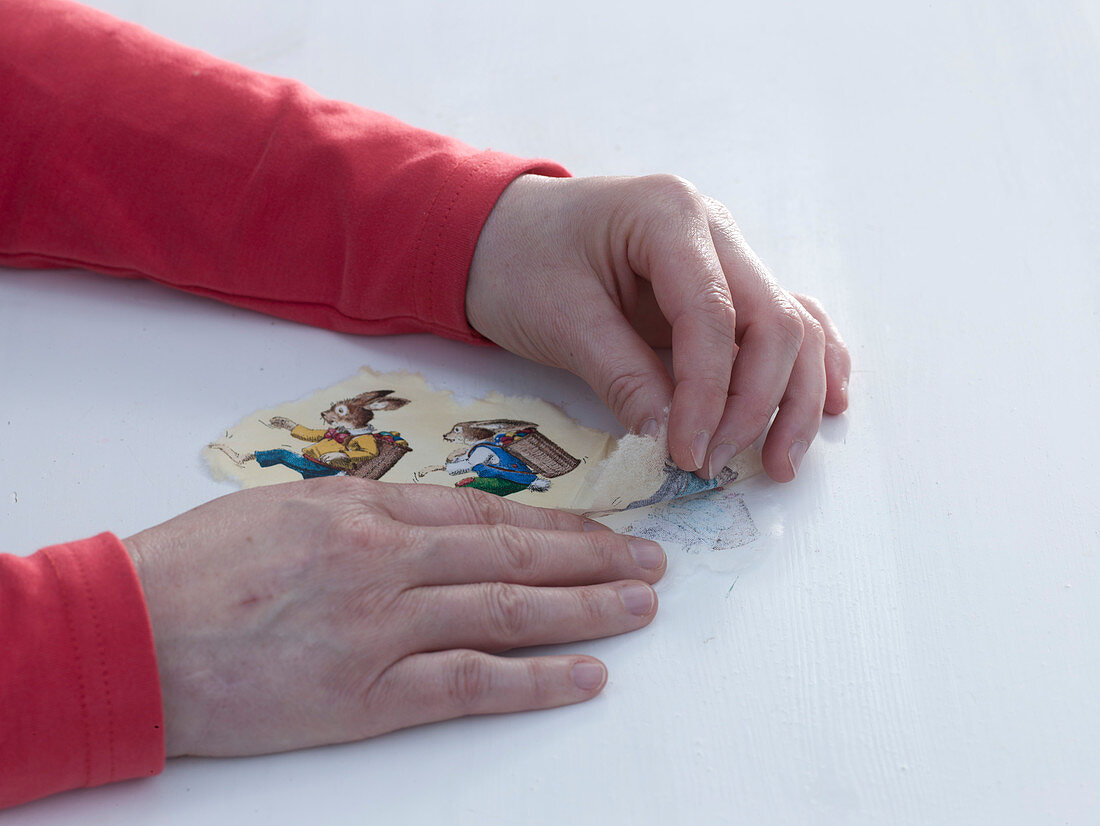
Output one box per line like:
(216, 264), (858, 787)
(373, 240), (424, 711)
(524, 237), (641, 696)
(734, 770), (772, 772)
(204, 368), (760, 513)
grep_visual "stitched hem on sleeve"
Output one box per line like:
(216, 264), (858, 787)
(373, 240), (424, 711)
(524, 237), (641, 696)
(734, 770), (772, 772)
(41, 534), (166, 789)
(411, 150), (570, 342)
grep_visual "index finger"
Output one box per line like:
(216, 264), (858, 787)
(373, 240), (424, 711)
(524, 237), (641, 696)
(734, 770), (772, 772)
(633, 178), (737, 471)
(698, 203), (810, 469)
(367, 481), (608, 533)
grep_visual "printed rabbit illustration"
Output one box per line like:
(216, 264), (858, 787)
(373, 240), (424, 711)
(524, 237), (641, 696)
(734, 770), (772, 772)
(416, 419), (579, 497)
(210, 390), (411, 480)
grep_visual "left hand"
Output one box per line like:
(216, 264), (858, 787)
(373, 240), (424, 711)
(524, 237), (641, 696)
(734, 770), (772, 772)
(467, 174), (850, 482)
(124, 478), (664, 757)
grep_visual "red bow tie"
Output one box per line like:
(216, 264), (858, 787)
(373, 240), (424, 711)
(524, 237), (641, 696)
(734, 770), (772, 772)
(324, 428), (352, 445)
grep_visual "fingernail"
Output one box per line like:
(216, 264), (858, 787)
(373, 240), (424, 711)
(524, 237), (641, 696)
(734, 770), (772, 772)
(619, 583), (655, 616)
(706, 443), (738, 479)
(571, 661), (606, 691)
(640, 418), (660, 439)
(583, 519), (611, 532)
(628, 538), (665, 569)
(690, 431), (710, 470)
(788, 440), (808, 476)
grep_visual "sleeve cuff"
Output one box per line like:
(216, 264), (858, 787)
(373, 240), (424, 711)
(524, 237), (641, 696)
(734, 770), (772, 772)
(0, 533), (164, 809)
(411, 151), (570, 344)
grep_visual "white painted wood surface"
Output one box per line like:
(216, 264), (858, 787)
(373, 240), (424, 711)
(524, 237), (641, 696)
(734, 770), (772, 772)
(3, 0), (1097, 822)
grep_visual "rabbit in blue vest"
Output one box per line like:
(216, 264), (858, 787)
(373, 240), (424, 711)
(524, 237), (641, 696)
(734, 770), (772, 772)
(420, 419), (557, 497)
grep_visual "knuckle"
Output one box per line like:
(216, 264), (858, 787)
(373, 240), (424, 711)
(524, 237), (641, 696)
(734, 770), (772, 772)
(741, 403), (780, 439)
(318, 655), (374, 709)
(645, 173), (699, 198)
(695, 284), (737, 337)
(690, 373), (735, 404)
(586, 534), (621, 573)
(328, 504), (389, 550)
(793, 291), (825, 316)
(638, 174), (705, 219)
(698, 278), (736, 310)
(447, 651), (490, 711)
(771, 303), (806, 353)
(573, 586), (606, 625)
(605, 368), (655, 419)
(483, 582), (533, 644)
(339, 474), (381, 498)
(803, 316), (826, 352)
(303, 473), (361, 505)
(460, 487), (511, 526)
(493, 525), (541, 579)
(701, 195), (740, 233)
(524, 659), (550, 707)
(828, 339), (853, 372)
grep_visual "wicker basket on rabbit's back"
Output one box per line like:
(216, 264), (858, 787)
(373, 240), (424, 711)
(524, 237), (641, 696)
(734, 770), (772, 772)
(347, 435), (411, 480)
(504, 429), (579, 477)
(444, 419), (580, 479)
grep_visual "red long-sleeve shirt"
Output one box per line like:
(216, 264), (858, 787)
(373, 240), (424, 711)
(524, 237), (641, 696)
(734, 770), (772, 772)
(0, 0), (568, 808)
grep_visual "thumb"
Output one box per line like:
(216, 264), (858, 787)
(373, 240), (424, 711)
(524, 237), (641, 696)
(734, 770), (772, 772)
(564, 312), (674, 437)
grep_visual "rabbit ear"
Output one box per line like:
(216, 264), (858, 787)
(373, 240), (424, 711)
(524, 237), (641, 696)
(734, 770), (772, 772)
(348, 389), (395, 407)
(463, 419), (538, 432)
(367, 397), (409, 411)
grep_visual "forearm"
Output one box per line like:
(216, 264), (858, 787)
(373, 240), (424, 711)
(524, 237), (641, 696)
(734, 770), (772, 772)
(0, 0), (568, 341)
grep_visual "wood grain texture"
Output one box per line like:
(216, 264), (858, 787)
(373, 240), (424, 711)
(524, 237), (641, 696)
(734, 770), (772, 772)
(2, 0), (1096, 822)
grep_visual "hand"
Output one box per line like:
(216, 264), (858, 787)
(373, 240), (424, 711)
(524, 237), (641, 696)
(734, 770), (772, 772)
(467, 174), (851, 482)
(123, 477), (665, 757)
(267, 416), (295, 430)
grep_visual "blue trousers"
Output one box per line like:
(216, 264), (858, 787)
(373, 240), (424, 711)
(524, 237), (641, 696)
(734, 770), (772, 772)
(255, 449), (341, 479)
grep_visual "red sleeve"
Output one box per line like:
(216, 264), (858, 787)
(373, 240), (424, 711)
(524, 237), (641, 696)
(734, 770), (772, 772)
(0, 0), (571, 810)
(0, 534), (164, 809)
(0, 0), (570, 343)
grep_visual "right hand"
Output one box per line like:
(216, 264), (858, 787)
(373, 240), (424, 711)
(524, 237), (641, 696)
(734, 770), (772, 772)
(468, 174), (851, 482)
(267, 416), (295, 430)
(123, 477), (665, 758)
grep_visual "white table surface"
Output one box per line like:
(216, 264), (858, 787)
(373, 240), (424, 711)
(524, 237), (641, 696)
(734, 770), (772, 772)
(3, 0), (1098, 822)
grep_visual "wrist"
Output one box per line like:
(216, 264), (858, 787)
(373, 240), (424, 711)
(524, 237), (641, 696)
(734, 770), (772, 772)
(466, 173), (562, 342)
(122, 527), (201, 758)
